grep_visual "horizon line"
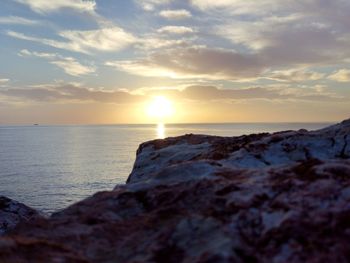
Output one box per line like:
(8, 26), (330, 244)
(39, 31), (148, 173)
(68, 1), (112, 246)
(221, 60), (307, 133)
(0, 121), (337, 126)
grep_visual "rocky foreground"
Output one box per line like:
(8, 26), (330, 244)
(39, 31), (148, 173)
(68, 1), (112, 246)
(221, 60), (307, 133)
(0, 196), (39, 236)
(0, 119), (349, 262)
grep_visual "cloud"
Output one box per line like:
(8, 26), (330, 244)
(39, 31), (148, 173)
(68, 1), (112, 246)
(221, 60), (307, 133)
(58, 27), (136, 52)
(216, 15), (347, 61)
(146, 85), (343, 102)
(19, 49), (96, 76)
(106, 46), (266, 80)
(159, 9), (192, 19)
(182, 86), (287, 100)
(266, 69), (325, 82)
(136, 0), (171, 11)
(7, 27), (136, 54)
(50, 59), (95, 77)
(19, 49), (57, 59)
(157, 26), (194, 34)
(328, 69), (350, 82)
(216, 15), (303, 51)
(0, 83), (343, 107)
(190, 0), (288, 15)
(0, 85), (144, 104)
(191, 0), (350, 20)
(0, 79), (9, 83)
(0, 78), (10, 88)
(106, 60), (178, 78)
(15, 0), (96, 14)
(0, 16), (41, 25)
(216, 21), (349, 77)
(136, 37), (189, 50)
(190, 0), (350, 73)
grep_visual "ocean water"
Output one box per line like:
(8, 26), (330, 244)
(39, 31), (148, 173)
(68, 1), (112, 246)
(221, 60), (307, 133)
(0, 122), (331, 214)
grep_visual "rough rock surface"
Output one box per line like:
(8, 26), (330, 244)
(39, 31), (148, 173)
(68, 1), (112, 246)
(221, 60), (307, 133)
(0, 119), (349, 262)
(0, 196), (40, 235)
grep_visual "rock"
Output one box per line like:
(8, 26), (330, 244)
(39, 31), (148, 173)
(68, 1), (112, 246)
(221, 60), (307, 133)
(128, 119), (350, 184)
(0, 196), (40, 235)
(0, 119), (349, 262)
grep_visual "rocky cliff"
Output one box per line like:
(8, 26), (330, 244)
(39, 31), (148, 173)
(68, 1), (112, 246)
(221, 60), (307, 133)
(0, 119), (349, 262)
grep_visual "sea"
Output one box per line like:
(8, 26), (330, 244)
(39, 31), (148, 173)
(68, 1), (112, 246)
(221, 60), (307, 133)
(0, 122), (331, 214)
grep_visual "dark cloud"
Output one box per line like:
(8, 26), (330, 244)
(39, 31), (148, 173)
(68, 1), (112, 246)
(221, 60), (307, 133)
(108, 47), (267, 80)
(172, 48), (265, 78)
(186, 1), (350, 79)
(109, 39), (347, 81)
(260, 26), (349, 67)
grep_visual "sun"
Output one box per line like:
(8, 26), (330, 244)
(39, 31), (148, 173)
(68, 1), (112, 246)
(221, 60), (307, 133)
(147, 96), (174, 121)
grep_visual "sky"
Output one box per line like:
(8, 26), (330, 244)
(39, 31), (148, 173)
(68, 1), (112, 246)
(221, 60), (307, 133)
(0, 0), (349, 124)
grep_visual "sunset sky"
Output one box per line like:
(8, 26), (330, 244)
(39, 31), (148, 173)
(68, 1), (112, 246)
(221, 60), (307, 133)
(0, 0), (349, 124)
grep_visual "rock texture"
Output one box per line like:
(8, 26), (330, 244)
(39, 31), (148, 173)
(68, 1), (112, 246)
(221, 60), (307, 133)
(0, 196), (40, 235)
(0, 119), (349, 262)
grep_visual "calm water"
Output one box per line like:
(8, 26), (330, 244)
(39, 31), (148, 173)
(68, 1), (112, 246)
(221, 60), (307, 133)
(0, 123), (331, 213)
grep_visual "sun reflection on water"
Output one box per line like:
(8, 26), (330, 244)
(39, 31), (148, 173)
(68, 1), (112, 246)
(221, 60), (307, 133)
(157, 123), (165, 139)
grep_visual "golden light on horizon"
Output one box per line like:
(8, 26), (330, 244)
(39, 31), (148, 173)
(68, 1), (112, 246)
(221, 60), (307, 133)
(146, 96), (174, 122)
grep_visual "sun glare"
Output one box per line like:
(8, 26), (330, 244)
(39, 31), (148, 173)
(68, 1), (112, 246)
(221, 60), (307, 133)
(147, 96), (174, 121)
(157, 122), (165, 139)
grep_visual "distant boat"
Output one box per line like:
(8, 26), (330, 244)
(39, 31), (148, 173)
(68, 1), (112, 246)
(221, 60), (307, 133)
(33, 124), (39, 126)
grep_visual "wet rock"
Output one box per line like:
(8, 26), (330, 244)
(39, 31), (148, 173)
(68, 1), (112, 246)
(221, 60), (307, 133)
(0, 119), (349, 262)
